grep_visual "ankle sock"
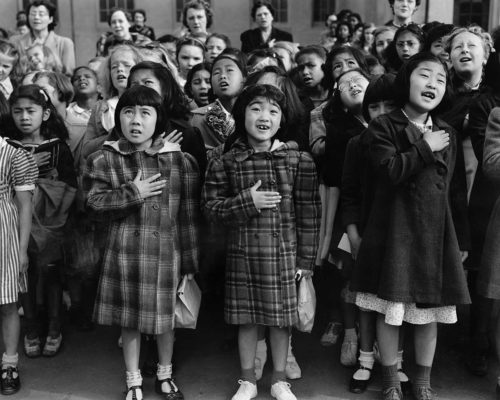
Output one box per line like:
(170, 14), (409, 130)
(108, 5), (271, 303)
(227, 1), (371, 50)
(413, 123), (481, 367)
(271, 369), (286, 384)
(344, 328), (357, 343)
(414, 364), (432, 389)
(397, 350), (409, 382)
(241, 367), (256, 384)
(353, 350), (374, 380)
(157, 363), (172, 381)
(382, 363), (400, 391)
(1, 353), (18, 369)
(125, 370), (142, 389)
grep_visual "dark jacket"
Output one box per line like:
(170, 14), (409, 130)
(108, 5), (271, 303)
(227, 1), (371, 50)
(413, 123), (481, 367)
(240, 27), (293, 54)
(350, 109), (470, 306)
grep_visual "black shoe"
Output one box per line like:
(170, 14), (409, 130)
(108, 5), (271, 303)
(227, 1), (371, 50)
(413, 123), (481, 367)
(1, 366), (20, 395)
(349, 366), (372, 394)
(124, 385), (142, 400)
(401, 379), (412, 396)
(465, 351), (488, 377)
(155, 377), (184, 399)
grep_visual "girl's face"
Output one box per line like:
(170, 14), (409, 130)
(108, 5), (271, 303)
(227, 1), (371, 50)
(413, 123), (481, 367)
(120, 105), (157, 150)
(190, 69), (211, 106)
(255, 6), (273, 30)
(72, 68), (99, 96)
(393, 0), (417, 20)
(245, 96), (282, 150)
(211, 58), (245, 99)
(133, 12), (145, 27)
(110, 50), (136, 94)
(27, 46), (45, 71)
(11, 98), (50, 136)
(186, 7), (207, 34)
(396, 31), (421, 61)
(177, 45), (204, 79)
(110, 11), (131, 39)
(353, 26), (363, 41)
(430, 38), (449, 62)
(407, 61), (447, 114)
(0, 53), (15, 82)
(367, 100), (396, 120)
(129, 69), (163, 97)
(205, 37), (226, 64)
(449, 32), (487, 77)
(338, 24), (350, 41)
(274, 47), (292, 71)
(331, 52), (360, 80)
(338, 71), (369, 111)
(375, 30), (395, 59)
(296, 53), (325, 89)
(34, 76), (62, 109)
(28, 5), (53, 33)
(364, 27), (375, 45)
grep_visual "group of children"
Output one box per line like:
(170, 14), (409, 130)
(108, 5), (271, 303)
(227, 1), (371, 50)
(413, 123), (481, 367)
(0, 1), (499, 400)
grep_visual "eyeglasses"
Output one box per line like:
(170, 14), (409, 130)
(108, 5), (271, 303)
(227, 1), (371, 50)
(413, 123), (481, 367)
(338, 76), (366, 93)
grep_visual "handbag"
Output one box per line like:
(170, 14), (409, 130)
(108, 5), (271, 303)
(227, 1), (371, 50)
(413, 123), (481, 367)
(294, 276), (316, 333)
(174, 275), (202, 329)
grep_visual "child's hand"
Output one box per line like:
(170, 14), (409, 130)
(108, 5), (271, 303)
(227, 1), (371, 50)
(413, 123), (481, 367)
(461, 250), (468, 263)
(347, 233), (362, 260)
(33, 151), (51, 167)
(185, 273), (194, 281)
(132, 170), (167, 199)
(423, 130), (449, 152)
(19, 251), (29, 274)
(250, 180), (281, 211)
(163, 129), (183, 144)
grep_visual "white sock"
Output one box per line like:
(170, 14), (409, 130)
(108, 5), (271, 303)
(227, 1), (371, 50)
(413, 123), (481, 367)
(125, 370), (142, 389)
(157, 363), (172, 381)
(397, 351), (409, 382)
(1, 353), (18, 369)
(353, 351), (374, 380)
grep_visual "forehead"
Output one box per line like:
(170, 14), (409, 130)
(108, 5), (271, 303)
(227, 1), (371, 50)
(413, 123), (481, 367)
(74, 67), (95, 78)
(34, 76), (51, 86)
(29, 5), (50, 14)
(256, 6), (271, 14)
(193, 69), (210, 78)
(179, 45), (203, 55)
(131, 68), (157, 80)
(413, 60), (446, 75)
(13, 97), (40, 108)
(377, 30), (395, 41)
(207, 37), (225, 46)
(213, 58), (238, 69)
(248, 96), (280, 107)
(397, 31), (419, 41)
(111, 50), (135, 62)
(452, 31), (483, 45)
(0, 53), (15, 64)
(186, 8), (206, 17)
(339, 70), (365, 83)
(297, 53), (323, 64)
(257, 72), (279, 86)
(27, 46), (43, 53)
(333, 52), (356, 63)
(111, 11), (127, 21)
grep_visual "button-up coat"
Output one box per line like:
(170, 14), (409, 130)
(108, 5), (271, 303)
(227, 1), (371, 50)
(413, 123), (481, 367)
(202, 139), (320, 326)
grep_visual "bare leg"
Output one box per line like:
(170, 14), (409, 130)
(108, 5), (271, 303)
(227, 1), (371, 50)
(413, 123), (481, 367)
(156, 329), (175, 367)
(359, 310), (375, 352)
(238, 324), (258, 370)
(376, 313), (399, 366)
(269, 326), (289, 372)
(1, 304), (20, 356)
(122, 327), (141, 372)
(414, 323), (437, 367)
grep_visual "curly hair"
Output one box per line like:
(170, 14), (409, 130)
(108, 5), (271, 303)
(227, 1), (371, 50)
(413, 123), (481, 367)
(182, 0), (213, 30)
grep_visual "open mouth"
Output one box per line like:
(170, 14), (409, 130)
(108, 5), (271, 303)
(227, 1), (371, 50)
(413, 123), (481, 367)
(256, 124), (270, 131)
(459, 56), (472, 63)
(129, 129), (142, 135)
(351, 89), (362, 96)
(219, 81), (229, 89)
(303, 77), (313, 85)
(421, 91), (436, 100)
(78, 82), (88, 89)
(116, 74), (127, 81)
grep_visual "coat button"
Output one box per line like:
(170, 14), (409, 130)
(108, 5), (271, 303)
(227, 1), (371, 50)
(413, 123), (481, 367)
(269, 179), (276, 185)
(153, 231), (159, 237)
(272, 232), (279, 237)
(152, 204), (159, 210)
(134, 230), (140, 236)
(436, 182), (445, 190)
(266, 154), (272, 160)
(437, 167), (446, 176)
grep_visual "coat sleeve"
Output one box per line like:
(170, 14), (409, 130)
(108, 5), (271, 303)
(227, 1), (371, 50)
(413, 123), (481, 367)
(368, 117), (436, 185)
(466, 94), (494, 163)
(83, 151), (143, 221)
(483, 107), (500, 184)
(293, 152), (321, 271)
(179, 154), (200, 275)
(341, 137), (362, 228)
(201, 156), (260, 226)
(309, 106), (326, 156)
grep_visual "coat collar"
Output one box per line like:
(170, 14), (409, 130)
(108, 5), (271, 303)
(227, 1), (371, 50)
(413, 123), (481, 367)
(103, 137), (181, 155)
(231, 138), (294, 162)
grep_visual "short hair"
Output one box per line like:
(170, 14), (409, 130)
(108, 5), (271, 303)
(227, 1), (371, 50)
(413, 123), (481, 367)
(213, 47), (248, 77)
(184, 61), (212, 100)
(132, 9), (146, 20)
(423, 23), (455, 51)
(251, 1), (275, 20)
(206, 33), (232, 48)
(175, 37), (206, 60)
(115, 85), (167, 140)
(394, 22), (425, 46)
(362, 73), (396, 121)
(33, 71), (74, 106)
(182, 0), (213, 30)
(393, 52), (448, 109)
(388, 0), (421, 6)
(27, 0), (57, 31)
(295, 45), (327, 64)
(336, 9), (352, 22)
(107, 8), (132, 26)
(16, 10), (27, 20)
(443, 26), (494, 61)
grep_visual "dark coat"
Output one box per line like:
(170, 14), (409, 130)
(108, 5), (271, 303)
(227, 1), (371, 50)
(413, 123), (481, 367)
(477, 107), (500, 299)
(350, 109), (470, 306)
(202, 139), (320, 326)
(240, 27), (293, 54)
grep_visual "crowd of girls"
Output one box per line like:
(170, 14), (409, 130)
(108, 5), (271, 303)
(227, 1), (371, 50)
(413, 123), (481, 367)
(1, 1), (500, 400)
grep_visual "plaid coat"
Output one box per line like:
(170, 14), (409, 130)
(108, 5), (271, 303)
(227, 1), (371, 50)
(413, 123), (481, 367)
(202, 139), (320, 326)
(83, 138), (199, 334)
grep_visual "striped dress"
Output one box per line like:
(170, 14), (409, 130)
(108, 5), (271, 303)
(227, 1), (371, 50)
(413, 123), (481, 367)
(0, 137), (38, 304)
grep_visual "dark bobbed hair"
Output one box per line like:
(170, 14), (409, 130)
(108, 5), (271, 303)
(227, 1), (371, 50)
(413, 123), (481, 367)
(107, 8), (132, 25)
(7, 84), (68, 141)
(394, 22), (425, 46)
(323, 45), (369, 91)
(175, 37), (206, 60)
(423, 23), (455, 51)
(336, 9), (352, 22)
(128, 61), (191, 121)
(230, 84), (286, 148)
(27, 0), (57, 31)
(182, 0), (213, 30)
(385, 23), (425, 71)
(362, 73), (396, 121)
(132, 9), (146, 20)
(212, 47), (248, 77)
(251, 1), (275, 20)
(335, 21), (353, 39)
(184, 61), (213, 100)
(393, 52), (449, 109)
(115, 85), (167, 140)
(295, 45), (327, 64)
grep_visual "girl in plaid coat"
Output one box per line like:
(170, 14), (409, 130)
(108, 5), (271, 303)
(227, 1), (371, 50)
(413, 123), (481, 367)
(83, 86), (199, 400)
(202, 84), (320, 400)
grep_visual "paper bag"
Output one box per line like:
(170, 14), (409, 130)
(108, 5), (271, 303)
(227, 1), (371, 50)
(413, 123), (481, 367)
(174, 276), (201, 329)
(294, 277), (316, 333)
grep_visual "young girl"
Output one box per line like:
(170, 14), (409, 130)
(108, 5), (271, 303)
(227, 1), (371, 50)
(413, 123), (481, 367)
(185, 62), (212, 107)
(83, 85), (200, 400)
(335, 21), (353, 47)
(202, 84), (320, 400)
(25, 43), (62, 74)
(0, 94), (37, 395)
(351, 52), (470, 400)
(0, 40), (20, 99)
(370, 26), (396, 67)
(295, 45), (328, 109)
(205, 33), (231, 64)
(176, 38), (205, 88)
(386, 23), (425, 72)
(7, 85), (77, 358)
